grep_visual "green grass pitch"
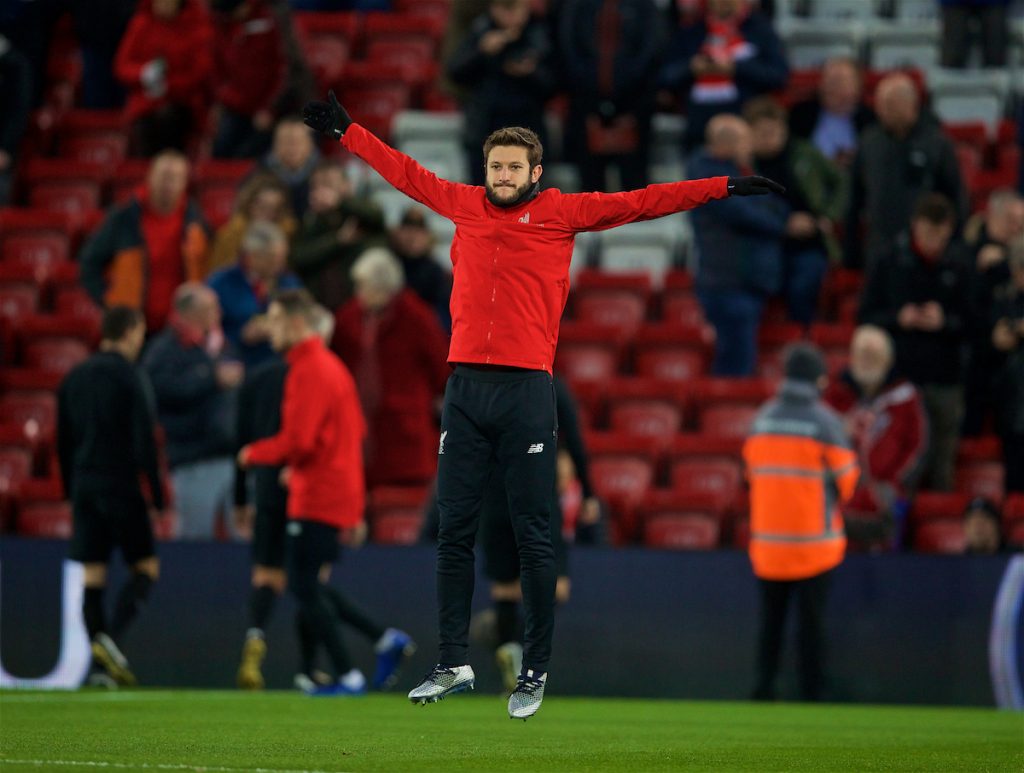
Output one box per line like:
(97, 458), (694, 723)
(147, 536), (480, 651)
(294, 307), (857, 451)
(1, 690), (1021, 772)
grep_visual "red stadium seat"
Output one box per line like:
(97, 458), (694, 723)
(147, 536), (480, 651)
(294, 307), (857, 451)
(194, 159), (255, 186)
(17, 498), (72, 538)
(302, 36), (351, 90)
(955, 462), (1005, 502)
(608, 401), (682, 439)
(61, 133), (128, 166)
(585, 433), (662, 542)
(669, 458), (743, 510)
(28, 181), (103, 220)
(363, 11), (444, 43)
(690, 377), (776, 406)
(366, 38), (436, 67)
(0, 447), (32, 496)
(644, 513), (720, 550)
(0, 208), (74, 273)
(910, 491), (970, 522)
(0, 394), (57, 441)
(698, 404), (760, 438)
(18, 312), (100, 345)
(368, 486), (428, 545)
(661, 293), (705, 326)
(668, 433), (744, 462)
(1006, 520), (1024, 549)
(912, 520), (966, 554)
(23, 338), (90, 375)
(342, 83), (412, 140)
(110, 159), (152, 204)
(556, 322), (627, 383)
(0, 368), (64, 394)
(574, 291), (647, 333)
(943, 122), (988, 153)
(1003, 494), (1024, 524)
(958, 436), (1002, 463)
(809, 323), (855, 350)
(633, 323), (711, 382)
(575, 269), (652, 294)
(54, 287), (102, 323)
(0, 284), (40, 323)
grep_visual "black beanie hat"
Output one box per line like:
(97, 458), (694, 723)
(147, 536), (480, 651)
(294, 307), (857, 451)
(783, 343), (827, 384)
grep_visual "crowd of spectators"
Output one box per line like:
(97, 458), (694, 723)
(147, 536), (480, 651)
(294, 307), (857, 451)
(1, 0), (1022, 551)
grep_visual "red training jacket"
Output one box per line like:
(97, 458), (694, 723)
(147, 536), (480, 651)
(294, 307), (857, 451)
(823, 370), (928, 515)
(341, 124), (729, 373)
(245, 336), (366, 529)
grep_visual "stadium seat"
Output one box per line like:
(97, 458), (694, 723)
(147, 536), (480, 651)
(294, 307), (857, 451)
(23, 338), (90, 375)
(363, 11), (444, 45)
(955, 462), (1005, 502)
(661, 293), (705, 326)
(669, 458), (743, 511)
(342, 83), (412, 141)
(28, 180), (103, 220)
(0, 447), (32, 495)
(608, 401), (683, 440)
(61, 133), (128, 166)
(934, 94), (1004, 133)
(585, 433), (662, 543)
(690, 377), (776, 406)
(643, 511), (720, 550)
(698, 404), (760, 438)
(18, 312), (101, 346)
(1003, 494), (1024, 524)
(301, 36), (351, 90)
(555, 322), (627, 383)
(668, 433), (744, 462)
(0, 368), (64, 394)
(910, 491), (970, 522)
(54, 287), (102, 323)
(194, 159), (255, 187)
(912, 520), (966, 554)
(110, 159), (152, 204)
(0, 284), (40, 324)
(574, 291), (648, 334)
(633, 322), (711, 382)
(0, 393), (57, 441)
(369, 486), (428, 545)
(366, 38), (436, 68)
(0, 209), (74, 272)
(16, 491), (72, 539)
(943, 122), (988, 153)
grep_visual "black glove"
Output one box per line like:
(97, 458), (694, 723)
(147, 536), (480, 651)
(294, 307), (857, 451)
(302, 90), (352, 140)
(727, 176), (786, 196)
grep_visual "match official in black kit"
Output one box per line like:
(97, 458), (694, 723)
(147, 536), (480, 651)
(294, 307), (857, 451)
(57, 306), (165, 688)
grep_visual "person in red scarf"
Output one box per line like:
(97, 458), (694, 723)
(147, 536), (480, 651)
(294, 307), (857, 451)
(80, 150), (210, 334)
(331, 248), (450, 489)
(114, 0), (213, 155)
(859, 194), (973, 492)
(660, 0), (788, 149)
(208, 221), (303, 369)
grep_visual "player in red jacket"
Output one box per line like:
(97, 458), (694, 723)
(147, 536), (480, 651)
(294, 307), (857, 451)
(237, 289), (413, 695)
(304, 91), (783, 718)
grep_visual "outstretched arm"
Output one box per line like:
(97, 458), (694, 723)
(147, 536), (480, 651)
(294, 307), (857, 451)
(304, 91), (463, 220)
(560, 176), (784, 232)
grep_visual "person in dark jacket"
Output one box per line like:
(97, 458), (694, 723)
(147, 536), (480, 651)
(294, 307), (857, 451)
(447, 0), (554, 187)
(990, 243), (1024, 493)
(79, 150), (210, 334)
(143, 283), (243, 539)
(788, 57), (874, 169)
(660, 0), (788, 150)
(114, 0), (213, 155)
(940, 0), (1010, 68)
(210, 0), (288, 159)
(689, 113), (789, 376)
(208, 221), (303, 370)
(0, 35), (31, 206)
(58, 306), (164, 688)
(746, 96), (846, 325)
(289, 160), (387, 310)
(389, 207), (452, 332)
(845, 73), (966, 270)
(302, 91), (781, 717)
(858, 194), (973, 492)
(255, 116), (321, 218)
(558, 0), (662, 192)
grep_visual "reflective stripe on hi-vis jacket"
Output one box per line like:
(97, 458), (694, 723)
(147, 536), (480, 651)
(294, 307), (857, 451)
(742, 380), (860, 581)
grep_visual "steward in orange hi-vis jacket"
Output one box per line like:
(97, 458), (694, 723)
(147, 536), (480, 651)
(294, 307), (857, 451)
(743, 344), (860, 702)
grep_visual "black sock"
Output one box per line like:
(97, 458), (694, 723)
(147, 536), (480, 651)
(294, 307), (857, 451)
(296, 609), (318, 677)
(323, 586), (385, 642)
(495, 600), (522, 646)
(248, 586), (277, 635)
(83, 587), (106, 640)
(110, 573), (153, 639)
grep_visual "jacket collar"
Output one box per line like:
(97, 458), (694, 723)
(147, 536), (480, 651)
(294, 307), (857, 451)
(778, 379), (820, 404)
(286, 334), (321, 364)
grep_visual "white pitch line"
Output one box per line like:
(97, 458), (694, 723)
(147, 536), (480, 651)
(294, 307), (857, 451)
(0, 759), (346, 773)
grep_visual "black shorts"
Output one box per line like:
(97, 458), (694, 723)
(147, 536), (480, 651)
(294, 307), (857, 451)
(69, 484), (155, 565)
(285, 519), (339, 577)
(479, 468), (568, 583)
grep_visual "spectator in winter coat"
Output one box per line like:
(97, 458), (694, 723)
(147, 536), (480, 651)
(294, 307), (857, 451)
(845, 73), (966, 270)
(0, 36), (31, 206)
(746, 96), (846, 325)
(208, 173), (297, 273)
(689, 114), (789, 376)
(858, 194), (973, 492)
(788, 57), (874, 169)
(331, 248), (450, 488)
(990, 242), (1024, 493)
(114, 0), (213, 156)
(558, 0), (662, 192)
(210, 0), (288, 159)
(80, 150), (210, 334)
(660, 0), (788, 150)
(143, 283), (243, 539)
(824, 325), (928, 550)
(255, 116), (321, 218)
(447, 0), (554, 187)
(388, 207), (452, 333)
(290, 160), (386, 310)
(208, 222), (303, 370)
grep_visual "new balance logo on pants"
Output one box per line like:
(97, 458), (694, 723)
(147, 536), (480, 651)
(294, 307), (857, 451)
(527, 443), (544, 454)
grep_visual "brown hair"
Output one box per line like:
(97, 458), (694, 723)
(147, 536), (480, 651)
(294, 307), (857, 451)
(101, 306), (144, 342)
(483, 126), (543, 168)
(912, 193), (957, 225)
(270, 288), (318, 325)
(743, 96), (788, 125)
(233, 173), (293, 219)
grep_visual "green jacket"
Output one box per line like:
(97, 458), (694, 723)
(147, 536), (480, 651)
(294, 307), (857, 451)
(787, 138), (848, 264)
